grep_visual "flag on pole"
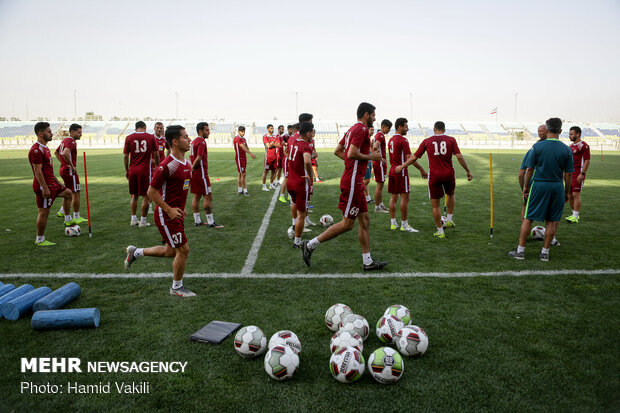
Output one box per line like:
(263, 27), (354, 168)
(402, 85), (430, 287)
(490, 107), (498, 115)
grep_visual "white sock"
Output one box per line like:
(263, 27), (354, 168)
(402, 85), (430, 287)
(244, 188), (248, 194)
(206, 214), (214, 225)
(447, 213), (454, 222)
(140, 216), (147, 224)
(263, 184), (267, 189)
(131, 215), (137, 222)
(402, 220), (408, 228)
(391, 218), (397, 226)
(73, 212), (80, 219)
(305, 216), (311, 223)
(35, 235), (45, 243)
(64, 215), (72, 222)
(572, 210), (579, 218)
(308, 237), (320, 249)
(292, 217), (297, 226)
(436, 227), (444, 234)
(542, 247), (549, 254)
(58, 206), (64, 214)
(172, 280), (183, 289)
(193, 213), (201, 224)
(552, 237), (558, 243)
(134, 248), (144, 258)
(362, 252), (373, 265)
(380, 203), (385, 207)
(366, 195), (371, 202)
(238, 187), (243, 193)
(294, 236), (302, 245)
(517, 245), (525, 253)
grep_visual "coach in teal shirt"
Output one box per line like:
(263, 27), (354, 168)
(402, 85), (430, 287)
(509, 118), (573, 262)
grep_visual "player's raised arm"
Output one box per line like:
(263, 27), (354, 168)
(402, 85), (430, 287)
(455, 153), (473, 181)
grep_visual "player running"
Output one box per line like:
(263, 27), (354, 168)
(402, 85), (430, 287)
(565, 126), (591, 223)
(372, 119), (392, 213)
(261, 124), (280, 191)
(54, 123), (87, 224)
(287, 122), (315, 248)
(509, 118), (573, 261)
(190, 122), (223, 228)
(388, 118), (427, 232)
(125, 125), (196, 297)
(123, 121), (159, 227)
(301, 102), (387, 271)
(397, 121), (473, 238)
(233, 126), (256, 196)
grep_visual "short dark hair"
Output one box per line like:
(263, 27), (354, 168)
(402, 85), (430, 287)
(570, 126), (581, 136)
(165, 125), (185, 147)
(34, 122), (50, 135)
(69, 123), (82, 132)
(287, 124), (292, 129)
(546, 118), (562, 134)
(238, 126), (245, 132)
(278, 125), (284, 129)
(381, 119), (392, 128)
(298, 113), (313, 123)
(135, 121), (146, 130)
(356, 102), (375, 119)
(300, 122), (314, 136)
(155, 121), (164, 126)
(395, 118), (408, 130)
(267, 124), (273, 129)
(434, 121), (446, 131)
(196, 122), (209, 134)
(292, 123), (300, 131)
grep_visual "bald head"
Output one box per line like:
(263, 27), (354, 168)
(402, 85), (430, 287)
(537, 124), (548, 140)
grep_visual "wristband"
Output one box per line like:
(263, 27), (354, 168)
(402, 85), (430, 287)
(580, 172), (585, 176)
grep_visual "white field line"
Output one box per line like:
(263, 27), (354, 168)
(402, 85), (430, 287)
(240, 187), (281, 275)
(0, 269), (618, 279)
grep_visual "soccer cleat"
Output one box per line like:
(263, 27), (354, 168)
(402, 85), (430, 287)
(170, 286), (196, 297)
(301, 241), (314, 267)
(124, 245), (137, 270)
(539, 252), (549, 262)
(445, 220), (455, 228)
(375, 205), (389, 214)
(293, 243), (301, 249)
(564, 215), (579, 223)
(303, 227), (311, 233)
(367, 199), (375, 204)
(305, 218), (317, 226)
(390, 224), (398, 230)
(138, 221), (151, 227)
(508, 249), (525, 259)
(130, 220), (139, 227)
(73, 217), (88, 224)
(208, 222), (224, 228)
(433, 231), (446, 239)
(278, 195), (287, 203)
(195, 222), (209, 226)
(237, 191), (243, 195)
(551, 238), (560, 246)
(64, 219), (78, 227)
(363, 260), (388, 271)
(262, 187), (270, 192)
(315, 179), (324, 183)
(243, 192), (250, 196)
(35, 240), (56, 247)
(400, 225), (419, 233)
(56, 211), (64, 218)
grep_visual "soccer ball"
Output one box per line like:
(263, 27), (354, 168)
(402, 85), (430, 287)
(440, 216), (448, 228)
(268, 330), (302, 354)
(395, 325), (429, 357)
(65, 225), (81, 237)
(368, 347), (404, 384)
(340, 314), (370, 341)
(531, 225), (545, 240)
(376, 315), (405, 345)
(325, 303), (353, 331)
(264, 345), (299, 381)
(329, 346), (365, 383)
(287, 226), (295, 239)
(233, 325), (267, 358)
(330, 330), (363, 353)
(320, 214), (334, 227)
(384, 304), (412, 325)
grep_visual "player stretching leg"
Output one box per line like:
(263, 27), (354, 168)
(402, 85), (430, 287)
(262, 124), (279, 191)
(125, 125), (195, 297)
(29, 122), (73, 246)
(287, 123), (315, 247)
(565, 126), (590, 223)
(373, 119), (391, 213)
(388, 118), (427, 232)
(233, 126), (256, 196)
(55, 123), (86, 225)
(301, 102), (387, 271)
(278, 124), (293, 203)
(190, 122), (223, 228)
(397, 121), (472, 238)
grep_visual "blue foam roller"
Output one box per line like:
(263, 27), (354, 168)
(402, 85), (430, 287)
(33, 282), (81, 311)
(2, 287), (52, 320)
(0, 283), (16, 297)
(32, 308), (100, 330)
(0, 284), (35, 316)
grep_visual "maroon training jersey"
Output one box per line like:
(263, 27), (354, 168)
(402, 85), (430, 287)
(373, 131), (387, 160)
(340, 122), (371, 189)
(55, 137), (77, 175)
(233, 135), (248, 163)
(287, 138), (313, 189)
(263, 134), (277, 160)
(124, 132), (157, 174)
(190, 136), (208, 177)
(154, 135), (169, 164)
(414, 135), (461, 180)
(150, 155), (192, 210)
(275, 134), (284, 160)
(569, 141), (590, 171)
(28, 142), (56, 190)
(388, 134), (411, 176)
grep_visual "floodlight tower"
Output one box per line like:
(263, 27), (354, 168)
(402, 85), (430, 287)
(292, 91), (302, 117)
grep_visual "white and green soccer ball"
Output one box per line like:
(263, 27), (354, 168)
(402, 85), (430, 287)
(396, 325), (429, 357)
(384, 304), (412, 325)
(340, 314), (370, 341)
(329, 346), (365, 383)
(268, 330), (302, 354)
(368, 347), (404, 384)
(264, 345), (299, 380)
(234, 325), (267, 358)
(330, 330), (363, 353)
(376, 315), (405, 345)
(325, 303), (353, 331)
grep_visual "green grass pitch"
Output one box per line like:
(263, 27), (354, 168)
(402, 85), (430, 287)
(0, 147), (619, 411)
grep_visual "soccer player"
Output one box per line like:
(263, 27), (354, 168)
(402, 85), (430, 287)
(190, 122), (223, 228)
(279, 124), (296, 203)
(397, 121), (473, 238)
(275, 125), (285, 184)
(301, 102), (387, 271)
(373, 119), (392, 213)
(153, 121), (169, 163)
(565, 126), (591, 223)
(363, 126), (374, 204)
(509, 118), (573, 261)
(262, 124), (279, 191)
(388, 118), (427, 232)
(29, 122), (73, 246)
(233, 126), (256, 196)
(125, 125), (195, 297)
(124, 121), (159, 227)
(54, 123), (87, 224)
(287, 122), (315, 247)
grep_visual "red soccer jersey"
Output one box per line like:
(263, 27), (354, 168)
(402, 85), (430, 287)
(124, 132), (157, 174)
(150, 155), (192, 210)
(373, 131), (387, 160)
(287, 138), (313, 189)
(414, 135), (461, 180)
(388, 134), (411, 176)
(55, 137), (77, 175)
(154, 135), (169, 164)
(190, 136), (208, 177)
(569, 141), (590, 171)
(28, 142), (56, 190)
(263, 134), (277, 160)
(275, 134), (284, 160)
(233, 135), (248, 162)
(340, 122), (371, 189)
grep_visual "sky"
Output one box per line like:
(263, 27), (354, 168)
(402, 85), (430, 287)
(0, 0), (618, 123)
